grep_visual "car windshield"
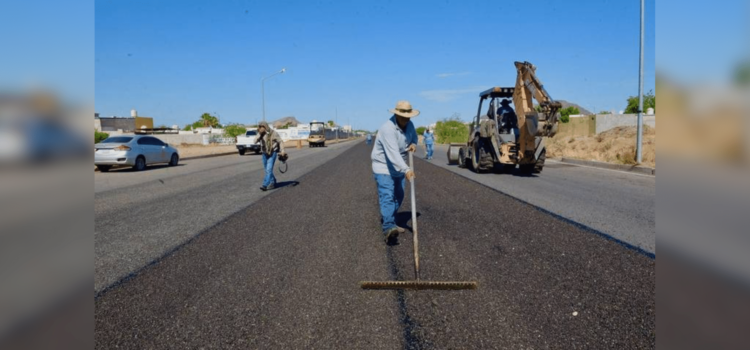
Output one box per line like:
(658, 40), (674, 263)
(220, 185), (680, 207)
(246, 131), (257, 136)
(100, 136), (133, 143)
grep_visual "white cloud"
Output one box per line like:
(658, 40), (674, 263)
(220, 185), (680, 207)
(419, 87), (484, 102)
(436, 72), (471, 78)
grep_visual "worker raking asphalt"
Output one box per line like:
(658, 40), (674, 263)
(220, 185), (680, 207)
(95, 141), (655, 349)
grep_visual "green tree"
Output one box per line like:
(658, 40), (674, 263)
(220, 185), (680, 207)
(597, 111), (612, 115)
(95, 130), (109, 143)
(224, 124), (247, 140)
(558, 106), (580, 123)
(199, 113), (221, 128)
(434, 117), (469, 144)
(624, 90), (655, 114)
(416, 126), (426, 135)
(327, 120), (335, 127)
(183, 121), (206, 131)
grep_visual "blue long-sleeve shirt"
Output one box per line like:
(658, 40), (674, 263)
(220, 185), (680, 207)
(371, 116), (418, 177)
(422, 131), (434, 145)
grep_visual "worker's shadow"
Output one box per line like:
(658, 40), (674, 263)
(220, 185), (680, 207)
(511, 171), (539, 178)
(274, 181), (300, 189)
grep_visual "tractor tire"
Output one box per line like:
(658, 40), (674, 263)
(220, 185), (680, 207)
(469, 148), (480, 173)
(458, 148), (466, 168)
(519, 163), (535, 175)
(470, 137), (481, 173)
(533, 149), (546, 173)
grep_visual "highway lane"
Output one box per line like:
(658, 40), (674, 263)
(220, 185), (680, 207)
(95, 140), (360, 293)
(425, 143), (656, 254)
(96, 142), (655, 349)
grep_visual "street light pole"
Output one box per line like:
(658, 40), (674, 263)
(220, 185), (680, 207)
(636, 0), (645, 163)
(261, 68), (286, 122)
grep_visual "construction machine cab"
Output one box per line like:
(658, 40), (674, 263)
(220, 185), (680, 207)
(308, 121), (326, 147)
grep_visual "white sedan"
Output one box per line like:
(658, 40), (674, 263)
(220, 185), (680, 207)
(95, 135), (180, 172)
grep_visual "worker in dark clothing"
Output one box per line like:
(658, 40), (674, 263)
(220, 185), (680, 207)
(497, 99), (518, 132)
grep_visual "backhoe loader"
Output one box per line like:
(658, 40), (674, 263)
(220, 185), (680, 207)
(447, 61), (561, 174)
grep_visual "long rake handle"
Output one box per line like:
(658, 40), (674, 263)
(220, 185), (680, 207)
(409, 151), (419, 281)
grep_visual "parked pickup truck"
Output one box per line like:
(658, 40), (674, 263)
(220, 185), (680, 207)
(236, 129), (261, 155)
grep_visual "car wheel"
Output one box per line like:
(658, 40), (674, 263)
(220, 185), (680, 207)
(97, 165), (111, 172)
(255, 149), (261, 155)
(169, 153), (179, 166)
(239, 149), (246, 155)
(133, 156), (146, 171)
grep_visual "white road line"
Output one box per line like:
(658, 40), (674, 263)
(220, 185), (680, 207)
(545, 159), (655, 178)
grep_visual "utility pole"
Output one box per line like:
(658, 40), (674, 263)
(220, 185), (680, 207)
(335, 107), (339, 141)
(636, 0), (645, 163)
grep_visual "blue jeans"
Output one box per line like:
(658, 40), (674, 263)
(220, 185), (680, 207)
(426, 143), (434, 158)
(374, 173), (406, 233)
(262, 152), (277, 187)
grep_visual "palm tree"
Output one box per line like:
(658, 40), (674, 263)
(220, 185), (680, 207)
(200, 113), (219, 127)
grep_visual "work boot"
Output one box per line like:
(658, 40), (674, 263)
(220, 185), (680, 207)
(384, 227), (399, 243)
(396, 226), (406, 233)
(259, 186), (267, 191)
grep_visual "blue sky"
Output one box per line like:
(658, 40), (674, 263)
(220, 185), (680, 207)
(657, 0), (747, 84)
(1, 1), (93, 102)
(95, 0), (655, 131)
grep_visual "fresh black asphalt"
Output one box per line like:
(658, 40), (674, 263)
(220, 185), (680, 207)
(95, 142), (655, 349)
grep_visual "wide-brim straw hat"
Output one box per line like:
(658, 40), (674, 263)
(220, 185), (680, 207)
(389, 100), (420, 118)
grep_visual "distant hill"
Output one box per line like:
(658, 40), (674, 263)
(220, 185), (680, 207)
(557, 100), (592, 115)
(271, 116), (300, 128)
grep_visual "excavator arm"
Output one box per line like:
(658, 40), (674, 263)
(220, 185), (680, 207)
(512, 61), (562, 161)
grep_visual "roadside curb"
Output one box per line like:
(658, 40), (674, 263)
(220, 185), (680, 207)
(181, 151), (237, 161)
(556, 157), (655, 176)
(95, 150), (238, 172)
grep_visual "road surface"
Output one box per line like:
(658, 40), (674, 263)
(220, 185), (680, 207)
(426, 143), (655, 255)
(96, 141), (654, 349)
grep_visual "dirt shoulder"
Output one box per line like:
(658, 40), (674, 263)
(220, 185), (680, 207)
(546, 126), (656, 168)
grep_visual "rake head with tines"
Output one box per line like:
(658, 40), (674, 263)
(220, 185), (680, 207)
(360, 152), (478, 291)
(360, 280), (478, 290)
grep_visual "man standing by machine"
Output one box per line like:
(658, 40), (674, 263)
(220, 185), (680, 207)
(371, 100), (419, 243)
